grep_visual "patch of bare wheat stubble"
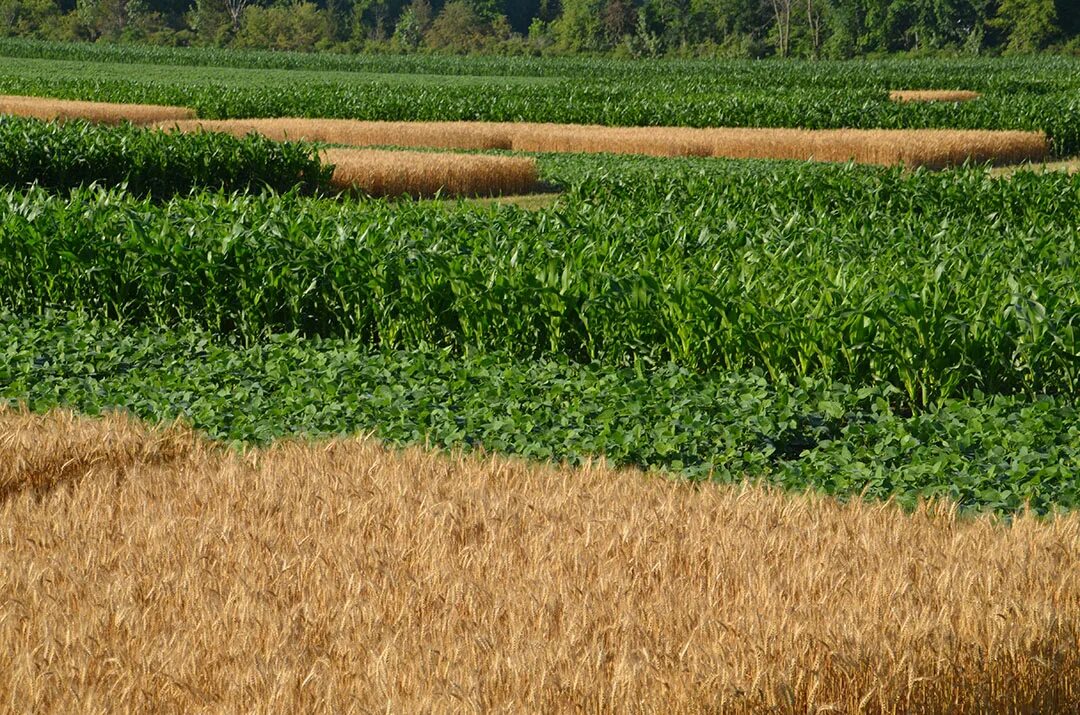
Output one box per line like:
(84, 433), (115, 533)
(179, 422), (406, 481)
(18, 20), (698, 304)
(0, 407), (1077, 714)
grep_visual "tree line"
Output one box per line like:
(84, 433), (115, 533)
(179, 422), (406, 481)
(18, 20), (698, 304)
(2, 0), (1078, 58)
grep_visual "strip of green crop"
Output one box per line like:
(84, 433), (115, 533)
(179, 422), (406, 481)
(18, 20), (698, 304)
(3, 38), (1080, 92)
(2, 311), (1077, 515)
(0, 46), (1078, 153)
(1, 160), (1078, 402)
(0, 116), (330, 197)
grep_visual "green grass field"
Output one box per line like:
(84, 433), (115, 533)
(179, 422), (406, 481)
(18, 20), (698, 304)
(0, 55), (559, 89)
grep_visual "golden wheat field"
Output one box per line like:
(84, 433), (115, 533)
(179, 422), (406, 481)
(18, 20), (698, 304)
(889, 90), (981, 103)
(1, 407), (1077, 714)
(320, 147), (539, 197)
(0, 95), (194, 125)
(521, 125), (1047, 168)
(165, 116), (1049, 168)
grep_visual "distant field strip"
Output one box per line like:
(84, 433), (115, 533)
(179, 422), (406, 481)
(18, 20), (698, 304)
(167, 117), (1049, 167)
(321, 147), (539, 197)
(889, 89), (981, 103)
(0, 94), (1049, 167)
(0, 94), (193, 124)
(1, 407), (1077, 712)
(166, 117), (516, 150)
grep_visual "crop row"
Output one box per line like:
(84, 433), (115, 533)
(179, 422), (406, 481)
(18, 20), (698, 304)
(1, 159), (1078, 402)
(3, 311), (1077, 515)
(0, 116), (329, 197)
(4, 39), (1080, 93)
(1, 53), (1079, 153)
(168, 117), (1051, 168)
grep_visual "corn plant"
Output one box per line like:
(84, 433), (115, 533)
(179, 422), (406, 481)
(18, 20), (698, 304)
(1, 159), (1077, 403)
(0, 116), (331, 197)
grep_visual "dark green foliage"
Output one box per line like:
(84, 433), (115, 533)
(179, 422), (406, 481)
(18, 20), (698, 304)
(1, 158), (1078, 402)
(0, 115), (331, 197)
(0, 0), (1079, 57)
(3, 311), (1077, 515)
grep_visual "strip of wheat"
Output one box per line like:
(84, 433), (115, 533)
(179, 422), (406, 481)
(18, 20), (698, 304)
(165, 117), (514, 150)
(320, 147), (538, 197)
(0, 95), (194, 125)
(1, 407), (1076, 713)
(507, 123), (714, 157)
(166, 118), (709, 157)
(890, 90), (981, 103)
(165, 117), (1049, 167)
(704, 127), (1050, 169)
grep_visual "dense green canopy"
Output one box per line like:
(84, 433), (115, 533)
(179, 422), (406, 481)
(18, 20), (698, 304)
(1, 0), (1077, 57)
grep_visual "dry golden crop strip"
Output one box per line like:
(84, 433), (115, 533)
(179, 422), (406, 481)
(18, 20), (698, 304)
(508, 123), (714, 157)
(165, 117), (515, 150)
(0, 94), (194, 125)
(167, 118), (714, 157)
(1, 407), (1077, 713)
(890, 89), (982, 103)
(320, 147), (539, 197)
(165, 117), (1049, 167)
(700, 127), (1050, 168)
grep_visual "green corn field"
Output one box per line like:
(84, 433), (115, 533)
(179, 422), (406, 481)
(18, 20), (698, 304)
(0, 115), (329, 196)
(2, 157), (1078, 403)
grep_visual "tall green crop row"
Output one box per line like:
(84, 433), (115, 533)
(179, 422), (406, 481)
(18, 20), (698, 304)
(4, 38), (1080, 92)
(0, 116), (331, 197)
(2, 160), (1078, 402)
